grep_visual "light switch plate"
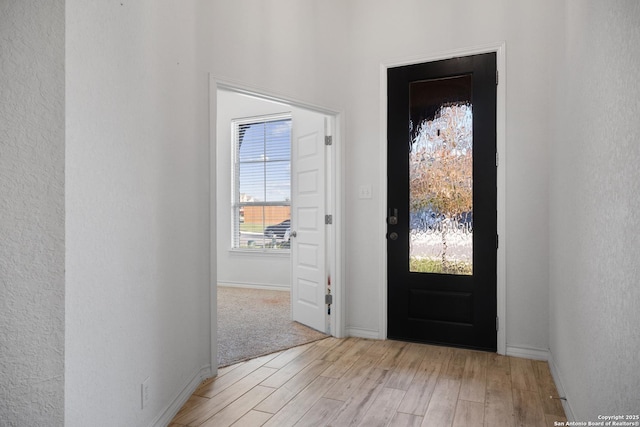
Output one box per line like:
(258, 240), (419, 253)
(358, 185), (372, 199)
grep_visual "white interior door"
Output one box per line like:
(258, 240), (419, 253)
(290, 111), (327, 332)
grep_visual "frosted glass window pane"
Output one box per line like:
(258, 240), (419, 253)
(409, 76), (473, 275)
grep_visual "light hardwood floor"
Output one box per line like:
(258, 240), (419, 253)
(170, 337), (567, 427)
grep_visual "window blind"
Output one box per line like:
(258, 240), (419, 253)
(232, 115), (292, 249)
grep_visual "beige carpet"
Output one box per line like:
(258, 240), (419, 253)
(217, 286), (328, 367)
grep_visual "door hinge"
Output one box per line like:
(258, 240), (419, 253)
(496, 152), (499, 167)
(325, 214), (333, 225)
(496, 234), (499, 249)
(325, 135), (333, 146)
(496, 70), (499, 86)
(325, 294), (333, 305)
(496, 316), (499, 331)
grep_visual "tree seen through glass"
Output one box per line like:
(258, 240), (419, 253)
(410, 102), (473, 275)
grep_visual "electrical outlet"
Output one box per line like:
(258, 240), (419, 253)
(141, 377), (150, 410)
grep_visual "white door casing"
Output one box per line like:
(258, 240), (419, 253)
(290, 111), (327, 332)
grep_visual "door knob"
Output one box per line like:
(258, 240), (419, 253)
(290, 230), (297, 238)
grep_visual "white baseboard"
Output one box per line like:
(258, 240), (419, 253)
(152, 364), (212, 427)
(346, 327), (381, 340)
(547, 350), (576, 421)
(506, 345), (549, 361)
(218, 281), (290, 292)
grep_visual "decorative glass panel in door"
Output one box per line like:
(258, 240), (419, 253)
(409, 76), (473, 275)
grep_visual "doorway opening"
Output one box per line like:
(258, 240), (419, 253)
(213, 83), (341, 368)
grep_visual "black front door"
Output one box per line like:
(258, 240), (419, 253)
(387, 53), (497, 351)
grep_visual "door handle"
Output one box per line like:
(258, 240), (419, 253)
(388, 208), (398, 225)
(290, 230), (297, 238)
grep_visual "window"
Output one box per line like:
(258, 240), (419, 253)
(232, 114), (292, 250)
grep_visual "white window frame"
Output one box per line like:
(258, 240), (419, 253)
(231, 113), (292, 252)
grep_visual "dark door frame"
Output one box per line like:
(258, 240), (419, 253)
(378, 44), (507, 354)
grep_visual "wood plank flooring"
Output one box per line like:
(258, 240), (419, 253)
(170, 337), (566, 427)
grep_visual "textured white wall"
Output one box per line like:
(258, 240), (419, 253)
(217, 89), (293, 290)
(8, 0), (634, 422)
(66, 1), (212, 425)
(205, 1), (350, 114)
(549, 0), (640, 418)
(205, 0), (561, 349)
(0, 1), (65, 425)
